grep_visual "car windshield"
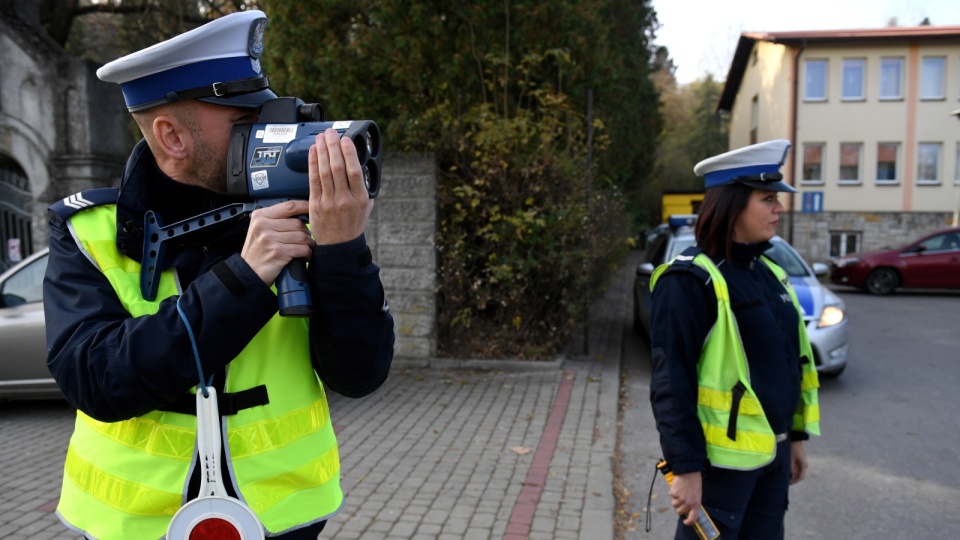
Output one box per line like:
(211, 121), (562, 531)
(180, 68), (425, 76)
(765, 241), (810, 277)
(0, 254), (48, 307)
(667, 237), (697, 261)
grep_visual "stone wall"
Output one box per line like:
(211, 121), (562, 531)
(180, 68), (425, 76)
(0, 9), (128, 253)
(367, 153), (438, 358)
(787, 211), (955, 264)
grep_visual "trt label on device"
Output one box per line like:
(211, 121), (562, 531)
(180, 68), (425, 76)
(250, 146), (283, 168)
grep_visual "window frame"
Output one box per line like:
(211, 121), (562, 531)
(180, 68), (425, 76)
(875, 142), (900, 185)
(804, 59), (828, 102)
(955, 141), (960, 185)
(829, 231), (861, 258)
(919, 56), (946, 100)
(838, 142), (863, 185)
(801, 142), (825, 185)
(841, 58), (866, 101)
(917, 142), (942, 185)
(879, 57), (904, 100)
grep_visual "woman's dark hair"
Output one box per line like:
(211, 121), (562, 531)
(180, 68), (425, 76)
(695, 183), (754, 260)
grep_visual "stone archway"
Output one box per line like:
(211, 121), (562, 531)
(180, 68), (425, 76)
(0, 155), (32, 271)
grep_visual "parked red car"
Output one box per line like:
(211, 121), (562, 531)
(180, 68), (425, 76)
(830, 227), (960, 295)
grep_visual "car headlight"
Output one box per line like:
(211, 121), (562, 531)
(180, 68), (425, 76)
(817, 289), (846, 328)
(818, 305), (845, 328)
(832, 256), (861, 268)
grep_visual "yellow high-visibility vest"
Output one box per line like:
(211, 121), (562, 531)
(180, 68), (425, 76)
(652, 252), (820, 470)
(56, 204), (342, 539)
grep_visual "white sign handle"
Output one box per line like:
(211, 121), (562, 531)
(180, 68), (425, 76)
(166, 387), (264, 540)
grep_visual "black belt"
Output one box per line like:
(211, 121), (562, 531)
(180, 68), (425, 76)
(159, 385), (269, 416)
(170, 75), (271, 102)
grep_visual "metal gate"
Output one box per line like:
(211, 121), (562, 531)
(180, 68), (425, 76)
(0, 157), (32, 272)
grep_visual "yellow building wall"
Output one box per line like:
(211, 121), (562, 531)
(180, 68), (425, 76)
(728, 37), (960, 215)
(661, 193), (704, 222)
(728, 41), (794, 151)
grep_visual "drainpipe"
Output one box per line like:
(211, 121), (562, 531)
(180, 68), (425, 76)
(788, 41), (806, 246)
(953, 109), (960, 227)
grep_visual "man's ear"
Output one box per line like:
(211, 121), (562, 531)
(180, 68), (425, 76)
(152, 114), (192, 161)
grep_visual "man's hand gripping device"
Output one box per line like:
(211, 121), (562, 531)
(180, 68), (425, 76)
(140, 97), (382, 317)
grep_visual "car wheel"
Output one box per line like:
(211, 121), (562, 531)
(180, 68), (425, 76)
(865, 268), (898, 295)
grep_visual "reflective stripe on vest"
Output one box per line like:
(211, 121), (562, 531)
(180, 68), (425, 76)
(56, 205), (343, 540)
(762, 257), (821, 438)
(651, 252), (820, 470)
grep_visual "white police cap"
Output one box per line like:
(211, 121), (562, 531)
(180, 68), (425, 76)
(693, 139), (797, 193)
(97, 10), (276, 111)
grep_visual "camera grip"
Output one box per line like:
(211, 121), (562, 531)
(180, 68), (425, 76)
(276, 258), (313, 317)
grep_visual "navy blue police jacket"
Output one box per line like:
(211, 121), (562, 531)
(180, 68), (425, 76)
(44, 139), (395, 422)
(648, 241), (807, 475)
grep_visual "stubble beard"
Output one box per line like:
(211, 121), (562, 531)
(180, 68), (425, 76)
(190, 133), (228, 194)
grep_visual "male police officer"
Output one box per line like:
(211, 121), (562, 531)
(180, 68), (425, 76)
(44, 10), (394, 539)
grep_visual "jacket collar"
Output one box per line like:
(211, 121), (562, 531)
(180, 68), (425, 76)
(728, 240), (773, 267)
(115, 139), (239, 262)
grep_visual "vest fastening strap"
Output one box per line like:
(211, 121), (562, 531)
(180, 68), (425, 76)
(728, 381), (747, 441)
(159, 385), (270, 416)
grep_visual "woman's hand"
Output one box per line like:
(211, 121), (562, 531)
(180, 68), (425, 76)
(670, 471), (703, 526)
(790, 441), (808, 485)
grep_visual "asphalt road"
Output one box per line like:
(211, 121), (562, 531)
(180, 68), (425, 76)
(617, 280), (960, 539)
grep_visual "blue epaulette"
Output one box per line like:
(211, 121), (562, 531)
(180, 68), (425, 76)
(663, 245), (712, 285)
(48, 188), (120, 220)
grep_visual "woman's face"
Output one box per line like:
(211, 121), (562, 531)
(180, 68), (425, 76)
(733, 189), (783, 243)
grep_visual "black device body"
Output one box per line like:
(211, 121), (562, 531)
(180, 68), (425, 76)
(226, 97), (382, 200)
(140, 97), (382, 317)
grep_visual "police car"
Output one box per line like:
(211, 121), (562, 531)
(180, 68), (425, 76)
(0, 248), (61, 398)
(633, 215), (849, 378)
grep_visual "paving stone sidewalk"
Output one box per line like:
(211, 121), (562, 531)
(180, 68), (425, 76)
(323, 255), (631, 539)
(0, 255), (633, 540)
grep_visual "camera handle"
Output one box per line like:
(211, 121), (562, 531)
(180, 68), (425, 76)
(275, 215), (313, 317)
(142, 199), (313, 317)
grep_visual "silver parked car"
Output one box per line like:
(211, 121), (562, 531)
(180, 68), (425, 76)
(633, 217), (849, 377)
(0, 248), (60, 399)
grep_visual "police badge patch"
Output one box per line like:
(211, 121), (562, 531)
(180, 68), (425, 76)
(248, 18), (267, 73)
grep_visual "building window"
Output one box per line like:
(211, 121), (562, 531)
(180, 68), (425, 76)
(876, 143), (899, 184)
(879, 57), (903, 100)
(802, 143), (824, 183)
(917, 143), (941, 184)
(955, 142), (960, 185)
(830, 231), (861, 258)
(750, 95), (759, 144)
(920, 57), (945, 99)
(842, 59), (865, 100)
(839, 143), (862, 184)
(805, 59), (827, 101)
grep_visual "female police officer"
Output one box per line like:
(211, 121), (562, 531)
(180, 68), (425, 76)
(648, 140), (820, 539)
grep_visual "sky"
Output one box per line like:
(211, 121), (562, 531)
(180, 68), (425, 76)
(651, 0), (960, 85)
